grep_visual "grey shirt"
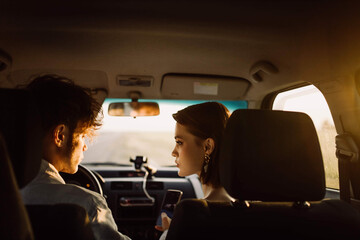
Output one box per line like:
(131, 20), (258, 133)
(21, 160), (131, 240)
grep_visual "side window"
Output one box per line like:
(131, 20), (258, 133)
(272, 85), (338, 189)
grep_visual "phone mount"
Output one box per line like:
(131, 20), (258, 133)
(130, 156), (156, 178)
(130, 155), (156, 203)
(130, 156), (148, 171)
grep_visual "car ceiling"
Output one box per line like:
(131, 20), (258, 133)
(1, 0), (360, 105)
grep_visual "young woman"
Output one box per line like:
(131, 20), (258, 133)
(155, 102), (235, 237)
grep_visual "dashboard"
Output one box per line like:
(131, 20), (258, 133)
(61, 164), (202, 240)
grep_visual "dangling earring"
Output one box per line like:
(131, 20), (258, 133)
(204, 154), (210, 173)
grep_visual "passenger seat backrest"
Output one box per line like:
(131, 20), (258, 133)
(220, 109), (325, 201)
(26, 204), (94, 240)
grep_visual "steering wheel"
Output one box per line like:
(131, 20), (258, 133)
(59, 164), (104, 196)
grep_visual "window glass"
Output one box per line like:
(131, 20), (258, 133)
(83, 99), (247, 167)
(273, 85), (338, 189)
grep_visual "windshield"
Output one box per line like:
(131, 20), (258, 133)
(83, 99), (247, 167)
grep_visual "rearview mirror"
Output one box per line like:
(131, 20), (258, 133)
(108, 102), (160, 117)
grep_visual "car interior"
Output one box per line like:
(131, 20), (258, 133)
(1, 0), (360, 239)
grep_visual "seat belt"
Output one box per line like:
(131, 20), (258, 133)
(335, 133), (359, 203)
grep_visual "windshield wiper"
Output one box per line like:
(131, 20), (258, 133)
(82, 162), (132, 167)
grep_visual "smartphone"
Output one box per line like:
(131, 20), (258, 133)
(156, 189), (183, 226)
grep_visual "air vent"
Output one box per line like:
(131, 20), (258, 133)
(96, 170), (146, 178)
(118, 171), (145, 177)
(117, 75), (153, 87)
(154, 171), (183, 178)
(146, 181), (164, 190)
(111, 181), (133, 190)
(96, 170), (119, 177)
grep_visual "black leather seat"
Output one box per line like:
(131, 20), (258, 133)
(0, 88), (43, 189)
(26, 204), (94, 240)
(0, 88), (94, 240)
(166, 109), (360, 240)
(0, 132), (34, 240)
(0, 88), (42, 240)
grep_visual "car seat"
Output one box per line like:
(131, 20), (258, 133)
(0, 88), (95, 240)
(0, 132), (34, 240)
(166, 109), (360, 240)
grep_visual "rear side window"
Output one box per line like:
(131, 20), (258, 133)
(272, 85), (338, 189)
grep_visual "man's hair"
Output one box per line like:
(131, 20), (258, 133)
(172, 102), (230, 187)
(26, 74), (103, 137)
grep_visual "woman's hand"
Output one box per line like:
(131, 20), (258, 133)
(155, 212), (172, 232)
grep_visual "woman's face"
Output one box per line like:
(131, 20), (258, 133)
(172, 123), (205, 177)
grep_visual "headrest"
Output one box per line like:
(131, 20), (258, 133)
(220, 109), (325, 201)
(0, 88), (43, 188)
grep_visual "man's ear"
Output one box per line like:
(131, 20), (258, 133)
(204, 138), (215, 155)
(53, 124), (67, 147)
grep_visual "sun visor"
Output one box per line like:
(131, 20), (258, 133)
(161, 74), (251, 100)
